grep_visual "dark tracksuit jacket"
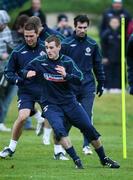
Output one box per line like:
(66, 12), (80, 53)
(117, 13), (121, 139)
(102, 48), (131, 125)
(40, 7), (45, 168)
(4, 39), (45, 103)
(39, 24), (65, 42)
(100, 7), (131, 36)
(24, 54), (100, 141)
(54, 26), (73, 37)
(61, 33), (104, 116)
(127, 34), (133, 88)
(61, 33), (104, 145)
(101, 28), (121, 89)
(19, 8), (46, 25)
(61, 32), (105, 95)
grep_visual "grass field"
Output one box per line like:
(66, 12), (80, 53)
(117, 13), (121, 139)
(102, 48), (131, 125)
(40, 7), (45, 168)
(0, 93), (133, 180)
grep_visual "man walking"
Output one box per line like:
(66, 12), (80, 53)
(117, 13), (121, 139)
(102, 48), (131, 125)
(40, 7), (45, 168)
(61, 15), (105, 155)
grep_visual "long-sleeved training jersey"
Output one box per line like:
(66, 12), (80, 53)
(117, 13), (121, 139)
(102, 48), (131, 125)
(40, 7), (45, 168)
(25, 54), (83, 104)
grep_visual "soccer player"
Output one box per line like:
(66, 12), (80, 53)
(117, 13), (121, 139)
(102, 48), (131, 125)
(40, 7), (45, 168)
(26, 16), (68, 160)
(61, 15), (105, 155)
(0, 17), (68, 161)
(23, 35), (120, 169)
(0, 22), (45, 158)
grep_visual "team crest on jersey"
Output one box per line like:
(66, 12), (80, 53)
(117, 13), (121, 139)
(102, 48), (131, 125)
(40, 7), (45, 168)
(40, 51), (46, 56)
(85, 47), (91, 56)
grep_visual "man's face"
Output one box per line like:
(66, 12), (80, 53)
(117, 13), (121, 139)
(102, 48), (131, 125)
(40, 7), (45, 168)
(112, 3), (123, 10)
(75, 22), (88, 38)
(59, 19), (68, 28)
(109, 18), (120, 30)
(32, 0), (41, 11)
(24, 30), (39, 47)
(45, 41), (61, 60)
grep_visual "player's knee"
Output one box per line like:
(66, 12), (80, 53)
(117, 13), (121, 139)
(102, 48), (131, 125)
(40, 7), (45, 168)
(18, 112), (29, 122)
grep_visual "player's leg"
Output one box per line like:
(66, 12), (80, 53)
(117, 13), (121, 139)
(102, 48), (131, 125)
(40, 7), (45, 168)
(34, 107), (45, 135)
(64, 101), (120, 168)
(0, 94), (33, 158)
(53, 134), (69, 160)
(42, 119), (52, 145)
(42, 103), (83, 168)
(0, 108), (31, 158)
(78, 93), (95, 155)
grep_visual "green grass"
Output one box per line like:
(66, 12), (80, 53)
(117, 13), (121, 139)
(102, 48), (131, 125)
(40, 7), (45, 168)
(0, 93), (133, 180)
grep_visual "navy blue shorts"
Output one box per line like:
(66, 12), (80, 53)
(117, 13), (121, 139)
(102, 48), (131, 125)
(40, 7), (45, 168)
(42, 101), (100, 141)
(17, 93), (36, 116)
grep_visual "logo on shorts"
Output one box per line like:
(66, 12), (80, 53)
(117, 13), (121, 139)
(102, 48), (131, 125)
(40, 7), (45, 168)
(17, 100), (21, 108)
(43, 105), (48, 112)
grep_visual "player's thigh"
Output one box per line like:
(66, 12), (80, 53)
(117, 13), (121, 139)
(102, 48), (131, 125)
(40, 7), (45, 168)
(65, 101), (91, 129)
(18, 108), (31, 120)
(17, 93), (35, 116)
(43, 104), (66, 131)
(79, 93), (95, 118)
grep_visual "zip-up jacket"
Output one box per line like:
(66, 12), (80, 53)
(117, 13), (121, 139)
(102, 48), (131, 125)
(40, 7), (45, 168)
(101, 28), (121, 64)
(4, 39), (45, 95)
(100, 7), (131, 36)
(61, 32), (105, 94)
(24, 54), (83, 104)
(40, 24), (65, 42)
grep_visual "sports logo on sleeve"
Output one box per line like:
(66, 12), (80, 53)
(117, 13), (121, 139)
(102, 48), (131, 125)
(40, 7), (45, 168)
(70, 44), (77, 47)
(41, 63), (48, 66)
(21, 51), (28, 54)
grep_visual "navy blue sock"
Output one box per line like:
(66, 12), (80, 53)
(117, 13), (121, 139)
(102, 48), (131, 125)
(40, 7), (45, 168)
(95, 146), (106, 162)
(65, 146), (79, 161)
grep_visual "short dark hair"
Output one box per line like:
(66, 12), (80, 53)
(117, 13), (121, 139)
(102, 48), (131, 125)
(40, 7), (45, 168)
(27, 16), (42, 28)
(24, 22), (38, 33)
(74, 15), (90, 27)
(57, 14), (68, 23)
(45, 35), (61, 47)
(14, 15), (29, 30)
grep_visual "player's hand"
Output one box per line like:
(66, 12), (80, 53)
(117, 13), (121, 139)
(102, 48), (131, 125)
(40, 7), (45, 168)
(96, 82), (104, 97)
(55, 65), (66, 77)
(1, 52), (9, 60)
(27, 70), (36, 78)
(102, 58), (109, 65)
